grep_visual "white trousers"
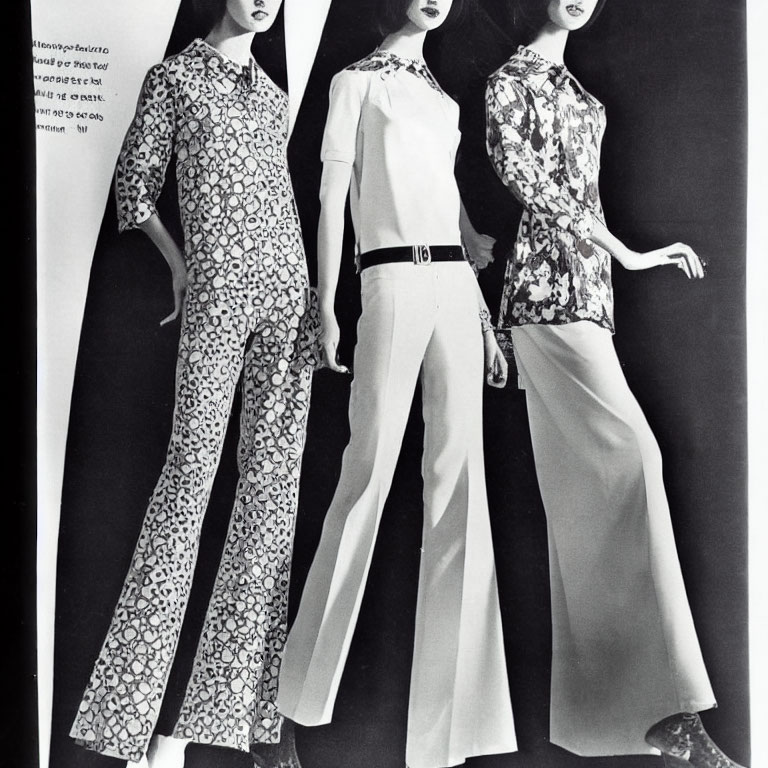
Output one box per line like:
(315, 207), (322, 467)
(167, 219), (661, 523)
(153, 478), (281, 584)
(512, 321), (716, 757)
(278, 262), (517, 768)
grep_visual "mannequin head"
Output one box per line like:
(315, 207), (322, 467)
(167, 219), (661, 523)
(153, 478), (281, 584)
(195, 0), (283, 35)
(377, 0), (466, 37)
(507, 0), (606, 44)
(545, 0), (604, 32)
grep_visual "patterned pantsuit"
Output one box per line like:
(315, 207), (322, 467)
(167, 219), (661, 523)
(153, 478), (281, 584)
(511, 321), (715, 757)
(278, 261), (517, 768)
(70, 285), (315, 761)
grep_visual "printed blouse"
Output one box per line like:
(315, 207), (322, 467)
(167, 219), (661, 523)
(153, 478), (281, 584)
(115, 38), (309, 308)
(486, 46), (614, 332)
(321, 49), (464, 257)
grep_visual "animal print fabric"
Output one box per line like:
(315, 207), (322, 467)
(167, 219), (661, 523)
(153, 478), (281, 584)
(486, 46), (614, 332)
(70, 39), (319, 761)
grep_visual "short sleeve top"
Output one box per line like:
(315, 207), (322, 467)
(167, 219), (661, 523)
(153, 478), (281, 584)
(486, 46), (613, 332)
(321, 50), (464, 257)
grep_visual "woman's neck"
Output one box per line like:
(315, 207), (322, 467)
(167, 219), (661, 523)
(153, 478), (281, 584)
(380, 23), (428, 61)
(205, 17), (256, 66)
(526, 22), (569, 66)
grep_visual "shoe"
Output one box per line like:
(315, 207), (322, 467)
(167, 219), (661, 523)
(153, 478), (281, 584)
(250, 719), (302, 768)
(146, 735), (189, 768)
(645, 713), (747, 767)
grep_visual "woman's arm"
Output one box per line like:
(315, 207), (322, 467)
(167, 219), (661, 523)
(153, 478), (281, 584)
(459, 199), (495, 270)
(589, 220), (705, 279)
(138, 214), (187, 325)
(115, 64), (189, 322)
(458, 199), (508, 388)
(486, 76), (704, 280)
(115, 64), (176, 234)
(316, 159), (354, 373)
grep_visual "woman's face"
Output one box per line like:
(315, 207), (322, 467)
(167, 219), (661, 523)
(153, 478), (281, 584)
(546, 0), (600, 31)
(405, 0), (454, 32)
(224, 0), (283, 33)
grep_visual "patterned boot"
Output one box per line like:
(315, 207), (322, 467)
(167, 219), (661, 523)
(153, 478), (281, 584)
(250, 719), (302, 768)
(645, 713), (746, 768)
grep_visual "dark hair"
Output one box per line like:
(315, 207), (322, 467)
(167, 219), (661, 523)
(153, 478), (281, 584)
(507, 0), (608, 46)
(193, 0), (229, 34)
(376, 0), (471, 38)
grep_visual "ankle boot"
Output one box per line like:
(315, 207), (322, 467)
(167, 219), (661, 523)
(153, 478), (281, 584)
(645, 713), (746, 768)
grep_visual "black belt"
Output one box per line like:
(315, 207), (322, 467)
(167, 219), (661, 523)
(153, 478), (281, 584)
(359, 245), (465, 270)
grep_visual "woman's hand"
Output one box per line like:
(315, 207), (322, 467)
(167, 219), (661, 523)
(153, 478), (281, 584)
(319, 306), (350, 374)
(160, 260), (187, 326)
(137, 214), (188, 326)
(614, 242), (706, 279)
(465, 230), (496, 271)
(459, 199), (495, 270)
(484, 331), (508, 388)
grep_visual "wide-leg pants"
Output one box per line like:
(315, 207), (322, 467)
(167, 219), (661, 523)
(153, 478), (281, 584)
(277, 262), (517, 768)
(70, 291), (314, 761)
(511, 321), (716, 757)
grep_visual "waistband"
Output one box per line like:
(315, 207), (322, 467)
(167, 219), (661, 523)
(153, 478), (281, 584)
(359, 245), (465, 271)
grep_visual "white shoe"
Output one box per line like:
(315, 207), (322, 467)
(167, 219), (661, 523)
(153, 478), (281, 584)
(146, 735), (190, 768)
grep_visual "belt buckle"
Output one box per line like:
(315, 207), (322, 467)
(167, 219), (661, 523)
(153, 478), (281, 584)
(412, 244), (432, 266)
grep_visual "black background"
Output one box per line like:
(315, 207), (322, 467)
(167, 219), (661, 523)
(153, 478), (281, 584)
(41, 1), (749, 767)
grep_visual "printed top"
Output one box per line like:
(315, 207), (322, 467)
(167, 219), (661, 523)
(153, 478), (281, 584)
(115, 38), (308, 309)
(486, 46), (613, 332)
(321, 49), (463, 257)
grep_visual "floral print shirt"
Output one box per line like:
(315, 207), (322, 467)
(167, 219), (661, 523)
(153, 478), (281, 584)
(486, 46), (613, 332)
(115, 38), (309, 310)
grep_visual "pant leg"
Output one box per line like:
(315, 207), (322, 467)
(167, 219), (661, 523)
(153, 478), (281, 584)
(512, 321), (715, 757)
(70, 309), (247, 762)
(276, 264), (435, 726)
(406, 263), (517, 768)
(173, 305), (314, 752)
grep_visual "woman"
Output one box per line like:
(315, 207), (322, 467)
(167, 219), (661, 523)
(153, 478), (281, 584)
(485, 1), (745, 766)
(69, 1), (317, 766)
(275, 1), (518, 767)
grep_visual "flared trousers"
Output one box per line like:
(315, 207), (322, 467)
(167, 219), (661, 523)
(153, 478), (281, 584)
(277, 262), (517, 768)
(70, 290), (314, 761)
(512, 321), (716, 756)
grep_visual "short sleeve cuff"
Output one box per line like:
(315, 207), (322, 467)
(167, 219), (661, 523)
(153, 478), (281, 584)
(320, 69), (364, 166)
(320, 149), (356, 164)
(556, 208), (595, 240)
(117, 198), (157, 233)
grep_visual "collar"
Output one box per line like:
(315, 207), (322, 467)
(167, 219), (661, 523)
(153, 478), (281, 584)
(514, 45), (586, 94)
(373, 48), (443, 94)
(191, 38), (258, 86)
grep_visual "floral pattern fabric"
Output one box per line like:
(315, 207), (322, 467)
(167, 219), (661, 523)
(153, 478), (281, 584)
(349, 48), (444, 94)
(70, 38), (318, 761)
(486, 46), (614, 332)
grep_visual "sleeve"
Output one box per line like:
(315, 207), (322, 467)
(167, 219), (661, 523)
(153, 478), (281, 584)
(114, 63), (176, 233)
(320, 69), (365, 165)
(485, 75), (594, 240)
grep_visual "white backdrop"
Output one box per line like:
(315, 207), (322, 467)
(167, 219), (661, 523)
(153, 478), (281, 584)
(31, 2), (331, 766)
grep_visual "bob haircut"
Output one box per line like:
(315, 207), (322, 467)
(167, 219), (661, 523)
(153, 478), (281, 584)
(376, 0), (472, 38)
(508, 0), (608, 46)
(193, 0), (229, 34)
